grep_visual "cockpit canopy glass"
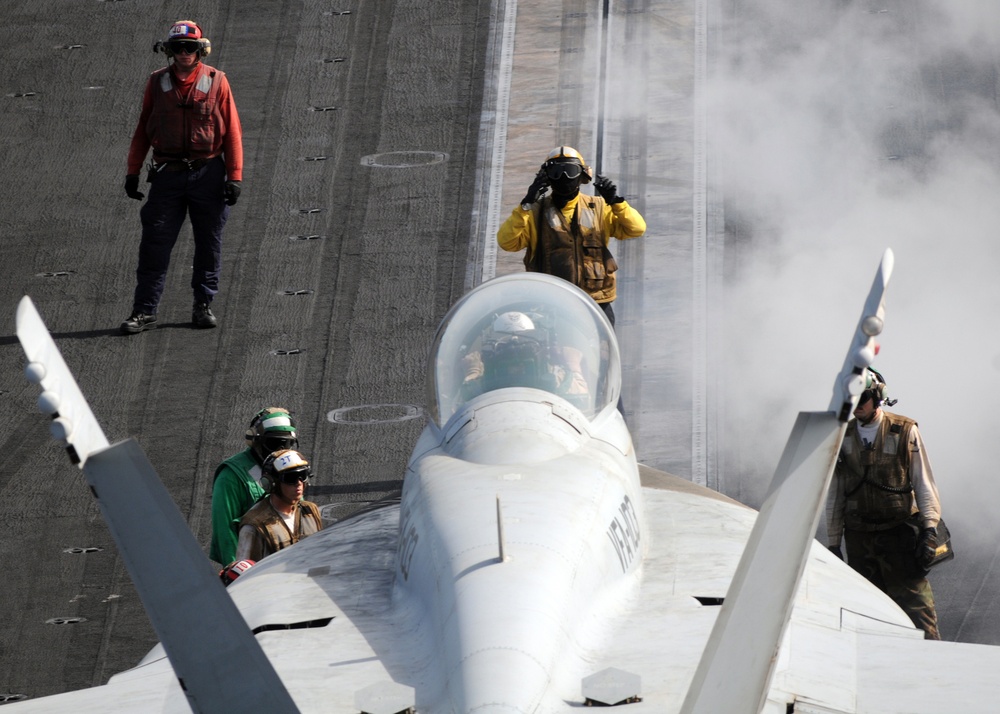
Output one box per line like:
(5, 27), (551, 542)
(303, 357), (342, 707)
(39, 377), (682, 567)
(428, 274), (621, 426)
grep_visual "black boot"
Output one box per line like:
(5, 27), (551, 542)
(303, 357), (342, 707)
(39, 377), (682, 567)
(121, 311), (158, 334)
(192, 302), (217, 329)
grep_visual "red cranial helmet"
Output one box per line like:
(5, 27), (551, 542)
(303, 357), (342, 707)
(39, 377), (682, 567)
(168, 20), (203, 41)
(158, 20), (212, 58)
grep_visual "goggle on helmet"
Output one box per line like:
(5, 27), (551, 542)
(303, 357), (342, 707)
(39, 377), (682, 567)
(157, 20), (212, 58)
(246, 407), (299, 462)
(542, 146), (593, 184)
(262, 449), (312, 489)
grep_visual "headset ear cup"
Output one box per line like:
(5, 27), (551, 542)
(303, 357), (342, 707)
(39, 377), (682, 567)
(581, 165), (593, 184)
(260, 452), (275, 492)
(200, 38), (211, 57)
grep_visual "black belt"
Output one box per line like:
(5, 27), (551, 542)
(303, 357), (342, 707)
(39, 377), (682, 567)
(156, 158), (213, 172)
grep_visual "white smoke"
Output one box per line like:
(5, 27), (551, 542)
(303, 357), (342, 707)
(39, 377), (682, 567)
(712, 1), (1000, 638)
(714, 2), (1000, 520)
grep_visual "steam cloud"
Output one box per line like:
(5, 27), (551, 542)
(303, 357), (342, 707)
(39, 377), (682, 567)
(713, 1), (1000, 640)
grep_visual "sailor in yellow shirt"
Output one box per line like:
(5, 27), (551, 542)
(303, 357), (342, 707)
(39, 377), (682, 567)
(497, 146), (646, 328)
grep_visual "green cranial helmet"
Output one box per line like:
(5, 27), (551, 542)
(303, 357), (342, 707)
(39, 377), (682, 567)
(245, 407), (298, 464)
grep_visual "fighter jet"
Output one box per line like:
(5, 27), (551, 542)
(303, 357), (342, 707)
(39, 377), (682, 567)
(11, 250), (1000, 713)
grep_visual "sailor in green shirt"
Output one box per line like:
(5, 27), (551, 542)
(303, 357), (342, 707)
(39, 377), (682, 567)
(210, 407), (298, 564)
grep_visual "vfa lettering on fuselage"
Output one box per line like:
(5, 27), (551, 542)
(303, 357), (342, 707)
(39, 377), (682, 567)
(606, 494), (641, 573)
(396, 502), (419, 581)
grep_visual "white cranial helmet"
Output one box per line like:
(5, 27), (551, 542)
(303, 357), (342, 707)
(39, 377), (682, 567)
(492, 311), (535, 334)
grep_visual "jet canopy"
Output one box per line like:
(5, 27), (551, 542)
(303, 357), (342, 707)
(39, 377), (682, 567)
(428, 274), (621, 426)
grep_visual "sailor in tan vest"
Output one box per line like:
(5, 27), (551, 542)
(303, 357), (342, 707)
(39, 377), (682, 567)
(826, 368), (943, 639)
(234, 449), (322, 563)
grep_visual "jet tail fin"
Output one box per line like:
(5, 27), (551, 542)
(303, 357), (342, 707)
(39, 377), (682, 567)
(16, 296), (300, 714)
(679, 249), (894, 714)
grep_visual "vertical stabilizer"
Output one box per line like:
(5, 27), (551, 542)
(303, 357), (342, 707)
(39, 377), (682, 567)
(680, 249), (894, 714)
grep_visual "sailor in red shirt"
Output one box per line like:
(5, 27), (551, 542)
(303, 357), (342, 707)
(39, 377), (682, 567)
(121, 20), (243, 333)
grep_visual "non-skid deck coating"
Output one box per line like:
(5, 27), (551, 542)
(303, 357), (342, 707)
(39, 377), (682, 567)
(2, 0), (998, 702)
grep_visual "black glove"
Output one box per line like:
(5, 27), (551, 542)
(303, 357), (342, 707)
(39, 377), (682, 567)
(915, 526), (938, 570)
(828, 545), (844, 561)
(520, 170), (549, 207)
(594, 174), (624, 204)
(124, 174), (145, 201)
(224, 180), (241, 206)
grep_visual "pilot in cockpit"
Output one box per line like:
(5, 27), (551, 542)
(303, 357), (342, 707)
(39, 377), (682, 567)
(460, 310), (589, 405)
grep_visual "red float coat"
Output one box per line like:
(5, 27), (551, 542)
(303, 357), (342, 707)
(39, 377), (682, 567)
(126, 63), (243, 181)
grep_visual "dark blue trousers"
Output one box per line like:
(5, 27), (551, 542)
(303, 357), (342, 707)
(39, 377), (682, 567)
(598, 301), (626, 417)
(132, 156), (230, 313)
(598, 301), (615, 327)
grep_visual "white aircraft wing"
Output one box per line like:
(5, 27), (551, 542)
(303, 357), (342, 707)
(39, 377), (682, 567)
(14, 297), (299, 714)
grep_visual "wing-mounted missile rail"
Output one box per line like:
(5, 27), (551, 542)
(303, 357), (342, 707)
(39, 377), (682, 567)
(17, 296), (110, 466)
(16, 296), (300, 714)
(828, 248), (894, 421)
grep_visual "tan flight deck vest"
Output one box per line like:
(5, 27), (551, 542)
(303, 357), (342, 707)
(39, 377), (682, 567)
(526, 194), (618, 303)
(837, 412), (919, 531)
(239, 498), (322, 560)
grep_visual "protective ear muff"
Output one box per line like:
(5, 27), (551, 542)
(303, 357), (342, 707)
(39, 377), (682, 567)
(580, 164), (593, 185)
(246, 407), (266, 445)
(199, 38), (211, 57)
(260, 452), (278, 492)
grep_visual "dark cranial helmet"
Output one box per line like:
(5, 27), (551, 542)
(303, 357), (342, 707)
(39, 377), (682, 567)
(246, 407), (298, 464)
(260, 449), (312, 493)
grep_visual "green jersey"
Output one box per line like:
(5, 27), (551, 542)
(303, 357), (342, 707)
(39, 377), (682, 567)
(210, 448), (266, 564)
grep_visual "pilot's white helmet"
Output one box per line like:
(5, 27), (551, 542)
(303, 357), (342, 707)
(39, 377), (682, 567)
(492, 311), (534, 334)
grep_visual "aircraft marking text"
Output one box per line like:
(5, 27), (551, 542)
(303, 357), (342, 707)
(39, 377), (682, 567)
(397, 503), (419, 581)
(606, 494), (641, 573)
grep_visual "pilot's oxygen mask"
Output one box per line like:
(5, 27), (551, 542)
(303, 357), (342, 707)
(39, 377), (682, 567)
(481, 332), (555, 392)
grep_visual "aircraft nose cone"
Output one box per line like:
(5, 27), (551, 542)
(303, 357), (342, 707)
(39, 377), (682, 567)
(457, 647), (549, 713)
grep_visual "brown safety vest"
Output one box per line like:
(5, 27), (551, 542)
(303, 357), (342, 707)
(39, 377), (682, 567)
(526, 194), (618, 302)
(239, 498), (322, 561)
(146, 64), (224, 161)
(836, 411), (919, 530)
